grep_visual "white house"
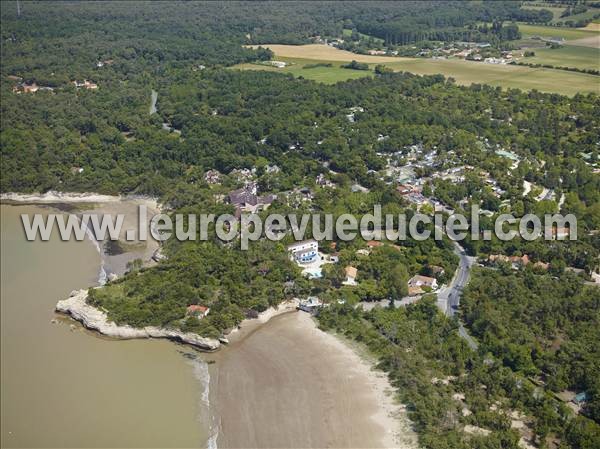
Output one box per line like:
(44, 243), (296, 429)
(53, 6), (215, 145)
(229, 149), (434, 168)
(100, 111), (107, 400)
(287, 240), (319, 265)
(408, 275), (438, 290)
(269, 60), (287, 68)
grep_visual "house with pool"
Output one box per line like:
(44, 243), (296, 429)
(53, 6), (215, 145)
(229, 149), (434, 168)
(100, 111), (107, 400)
(287, 240), (319, 265)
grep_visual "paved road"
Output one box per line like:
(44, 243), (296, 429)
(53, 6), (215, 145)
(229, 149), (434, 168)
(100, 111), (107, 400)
(436, 240), (479, 350)
(359, 224), (480, 349)
(436, 241), (474, 317)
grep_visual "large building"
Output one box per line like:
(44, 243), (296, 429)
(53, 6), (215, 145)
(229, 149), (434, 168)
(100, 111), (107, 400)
(287, 239), (319, 265)
(228, 182), (276, 217)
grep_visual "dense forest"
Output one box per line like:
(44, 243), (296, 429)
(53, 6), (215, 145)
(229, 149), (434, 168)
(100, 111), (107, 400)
(318, 298), (600, 449)
(462, 269), (600, 421)
(1, 2), (599, 448)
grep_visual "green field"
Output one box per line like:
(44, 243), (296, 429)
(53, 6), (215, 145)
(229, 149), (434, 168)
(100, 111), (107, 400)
(521, 4), (566, 21)
(524, 45), (600, 70)
(383, 58), (599, 95)
(232, 55), (599, 96)
(233, 58), (375, 83)
(558, 7), (600, 24)
(522, 3), (600, 24)
(518, 23), (598, 40)
(342, 28), (384, 45)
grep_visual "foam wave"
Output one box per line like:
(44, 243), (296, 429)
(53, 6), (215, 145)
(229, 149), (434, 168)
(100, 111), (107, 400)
(207, 429), (218, 449)
(81, 216), (107, 285)
(186, 357), (218, 448)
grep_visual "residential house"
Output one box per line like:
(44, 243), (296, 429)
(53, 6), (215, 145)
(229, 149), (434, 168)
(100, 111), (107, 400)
(316, 173), (335, 188)
(13, 82), (39, 94)
(228, 182), (276, 217)
(488, 254), (530, 269)
(204, 169), (222, 185)
(186, 305), (210, 319)
(366, 240), (383, 249)
(287, 240), (319, 265)
(408, 275), (438, 291)
(343, 266), (358, 286)
(454, 49), (472, 59)
(230, 168), (255, 181)
(553, 226), (572, 240)
(396, 184), (421, 195)
(298, 296), (323, 313)
(73, 80), (98, 90)
(351, 184), (369, 193)
(429, 265), (445, 277)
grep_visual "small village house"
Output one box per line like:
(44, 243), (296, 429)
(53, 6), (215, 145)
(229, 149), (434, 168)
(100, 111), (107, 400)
(408, 275), (438, 291)
(429, 265), (445, 277)
(328, 252), (340, 263)
(73, 80), (98, 90)
(186, 305), (210, 319)
(366, 240), (383, 249)
(343, 266), (358, 286)
(13, 82), (39, 94)
(204, 169), (222, 185)
(297, 296), (323, 313)
(553, 226), (572, 240)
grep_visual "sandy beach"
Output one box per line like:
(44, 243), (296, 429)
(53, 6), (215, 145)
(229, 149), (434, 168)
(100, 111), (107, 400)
(210, 311), (418, 449)
(2, 192), (418, 448)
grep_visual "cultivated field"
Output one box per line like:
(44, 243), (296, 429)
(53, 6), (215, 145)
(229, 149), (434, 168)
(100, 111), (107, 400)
(518, 23), (600, 48)
(567, 35), (600, 48)
(248, 44), (401, 62)
(236, 44), (600, 95)
(524, 45), (600, 70)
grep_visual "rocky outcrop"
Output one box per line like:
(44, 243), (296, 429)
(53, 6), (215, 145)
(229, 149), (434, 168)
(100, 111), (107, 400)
(56, 289), (220, 351)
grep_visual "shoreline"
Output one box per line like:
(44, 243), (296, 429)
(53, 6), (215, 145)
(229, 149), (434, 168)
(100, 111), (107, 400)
(0, 190), (151, 204)
(323, 326), (419, 449)
(56, 289), (222, 351)
(2, 191), (162, 280)
(3, 192), (417, 448)
(210, 311), (419, 449)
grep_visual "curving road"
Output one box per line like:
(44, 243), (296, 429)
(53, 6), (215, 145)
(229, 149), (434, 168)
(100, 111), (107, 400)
(436, 240), (478, 350)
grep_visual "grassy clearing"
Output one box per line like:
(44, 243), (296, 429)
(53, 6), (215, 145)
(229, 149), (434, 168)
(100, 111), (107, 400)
(232, 58), (374, 84)
(232, 48), (599, 96)
(342, 28), (384, 45)
(561, 7), (600, 24)
(524, 46), (600, 70)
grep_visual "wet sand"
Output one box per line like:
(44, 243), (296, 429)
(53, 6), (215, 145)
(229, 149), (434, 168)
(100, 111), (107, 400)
(211, 311), (418, 449)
